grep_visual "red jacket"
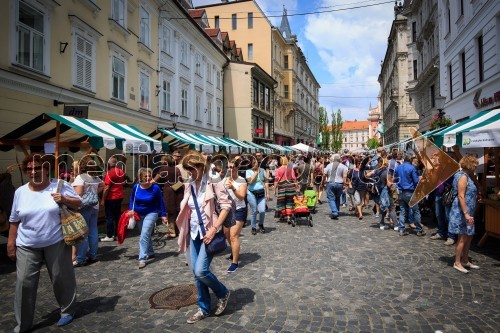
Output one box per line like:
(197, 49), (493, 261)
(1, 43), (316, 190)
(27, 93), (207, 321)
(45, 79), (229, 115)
(117, 210), (140, 245)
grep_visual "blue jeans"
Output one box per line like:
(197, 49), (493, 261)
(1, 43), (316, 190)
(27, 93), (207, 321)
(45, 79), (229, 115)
(137, 212), (158, 261)
(326, 182), (343, 217)
(398, 190), (423, 232)
(341, 190), (346, 205)
(190, 235), (228, 315)
(247, 190), (266, 228)
(76, 207), (99, 262)
(105, 198), (122, 237)
(435, 196), (457, 240)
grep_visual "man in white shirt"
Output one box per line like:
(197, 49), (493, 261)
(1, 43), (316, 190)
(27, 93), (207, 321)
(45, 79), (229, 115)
(323, 154), (348, 219)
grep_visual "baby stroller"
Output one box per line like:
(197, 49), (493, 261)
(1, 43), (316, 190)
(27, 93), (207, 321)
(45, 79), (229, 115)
(303, 188), (318, 214)
(290, 192), (313, 228)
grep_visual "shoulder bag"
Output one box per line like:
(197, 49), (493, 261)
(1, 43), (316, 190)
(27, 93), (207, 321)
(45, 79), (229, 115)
(57, 180), (88, 246)
(190, 185), (227, 255)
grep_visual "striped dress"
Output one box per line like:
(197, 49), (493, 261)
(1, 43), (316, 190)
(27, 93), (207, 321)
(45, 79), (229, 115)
(274, 165), (296, 218)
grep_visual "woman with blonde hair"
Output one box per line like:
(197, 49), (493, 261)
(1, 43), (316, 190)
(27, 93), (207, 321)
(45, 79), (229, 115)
(449, 155), (479, 273)
(274, 156), (298, 224)
(176, 150), (231, 323)
(128, 167), (166, 269)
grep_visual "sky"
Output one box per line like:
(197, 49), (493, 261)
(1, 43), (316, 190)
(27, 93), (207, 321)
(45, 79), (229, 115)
(193, 0), (395, 122)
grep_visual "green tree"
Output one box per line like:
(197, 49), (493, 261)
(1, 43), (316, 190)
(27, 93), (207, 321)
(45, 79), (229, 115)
(366, 138), (379, 149)
(318, 106), (330, 150)
(330, 109), (343, 152)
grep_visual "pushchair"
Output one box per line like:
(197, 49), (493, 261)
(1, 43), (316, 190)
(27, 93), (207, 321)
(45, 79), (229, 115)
(303, 188), (318, 214)
(290, 192), (314, 228)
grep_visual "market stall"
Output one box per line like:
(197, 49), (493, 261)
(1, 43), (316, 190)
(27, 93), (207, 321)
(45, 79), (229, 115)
(431, 108), (500, 246)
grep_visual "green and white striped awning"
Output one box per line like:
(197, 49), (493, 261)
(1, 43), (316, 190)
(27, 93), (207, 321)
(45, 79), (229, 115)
(432, 109), (500, 148)
(244, 141), (271, 153)
(156, 129), (243, 153)
(157, 129), (217, 152)
(224, 138), (256, 153)
(265, 143), (291, 152)
(0, 113), (162, 153)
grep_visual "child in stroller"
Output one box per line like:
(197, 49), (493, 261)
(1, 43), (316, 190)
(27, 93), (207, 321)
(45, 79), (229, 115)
(291, 192), (313, 227)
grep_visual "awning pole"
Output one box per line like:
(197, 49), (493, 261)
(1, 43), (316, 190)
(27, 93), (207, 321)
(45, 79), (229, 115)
(55, 121), (60, 178)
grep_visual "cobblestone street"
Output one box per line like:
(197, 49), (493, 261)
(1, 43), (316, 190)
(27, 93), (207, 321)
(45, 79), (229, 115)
(1, 194), (499, 333)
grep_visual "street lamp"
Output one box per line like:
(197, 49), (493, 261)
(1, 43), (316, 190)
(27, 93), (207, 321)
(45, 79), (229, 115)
(435, 95), (446, 119)
(169, 112), (179, 130)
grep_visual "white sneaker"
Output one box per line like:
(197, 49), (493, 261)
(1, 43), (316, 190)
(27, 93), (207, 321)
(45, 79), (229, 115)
(393, 226), (399, 231)
(380, 226), (386, 230)
(101, 236), (114, 242)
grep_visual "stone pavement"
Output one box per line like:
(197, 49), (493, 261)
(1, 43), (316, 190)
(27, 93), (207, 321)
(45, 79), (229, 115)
(0, 193), (499, 333)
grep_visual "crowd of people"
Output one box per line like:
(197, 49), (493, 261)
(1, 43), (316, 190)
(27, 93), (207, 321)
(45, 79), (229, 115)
(5, 145), (482, 331)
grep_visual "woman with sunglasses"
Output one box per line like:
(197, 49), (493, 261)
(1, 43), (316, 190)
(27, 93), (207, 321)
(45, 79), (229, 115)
(176, 151), (231, 323)
(7, 154), (82, 332)
(223, 158), (247, 272)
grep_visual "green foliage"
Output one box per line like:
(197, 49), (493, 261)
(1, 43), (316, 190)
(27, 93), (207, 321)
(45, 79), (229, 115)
(366, 138), (379, 149)
(319, 106), (330, 150)
(330, 109), (343, 153)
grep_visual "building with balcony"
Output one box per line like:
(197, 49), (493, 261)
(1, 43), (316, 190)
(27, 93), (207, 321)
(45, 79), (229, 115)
(223, 61), (275, 144)
(198, 1), (320, 146)
(378, 7), (419, 145)
(279, 8), (321, 146)
(438, 0), (500, 123)
(404, 0), (441, 133)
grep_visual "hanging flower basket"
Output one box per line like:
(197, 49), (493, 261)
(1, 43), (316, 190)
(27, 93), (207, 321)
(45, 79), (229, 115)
(430, 113), (453, 130)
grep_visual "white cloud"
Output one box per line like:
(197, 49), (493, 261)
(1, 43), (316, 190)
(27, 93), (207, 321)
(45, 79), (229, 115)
(303, 1), (394, 119)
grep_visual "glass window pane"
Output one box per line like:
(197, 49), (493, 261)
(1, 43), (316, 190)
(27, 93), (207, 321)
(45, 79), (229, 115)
(113, 75), (118, 98)
(19, 2), (44, 33)
(33, 34), (43, 72)
(119, 77), (124, 100)
(17, 26), (30, 67)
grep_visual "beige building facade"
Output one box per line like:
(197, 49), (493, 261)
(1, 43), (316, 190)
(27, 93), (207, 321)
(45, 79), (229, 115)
(200, 1), (320, 146)
(223, 61), (275, 143)
(378, 11), (420, 145)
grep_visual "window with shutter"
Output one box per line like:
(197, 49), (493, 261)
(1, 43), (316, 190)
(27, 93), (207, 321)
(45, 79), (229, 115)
(74, 33), (94, 91)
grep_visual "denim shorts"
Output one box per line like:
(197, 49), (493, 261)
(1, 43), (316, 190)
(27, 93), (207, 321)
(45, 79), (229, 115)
(234, 207), (247, 223)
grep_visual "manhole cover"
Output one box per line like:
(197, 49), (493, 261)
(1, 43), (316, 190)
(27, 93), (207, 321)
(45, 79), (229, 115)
(149, 284), (198, 309)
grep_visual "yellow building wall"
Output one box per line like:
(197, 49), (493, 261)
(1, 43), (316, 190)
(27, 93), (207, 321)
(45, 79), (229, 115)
(202, 1), (272, 75)
(0, 0), (159, 127)
(0, 0), (160, 185)
(223, 62), (252, 142)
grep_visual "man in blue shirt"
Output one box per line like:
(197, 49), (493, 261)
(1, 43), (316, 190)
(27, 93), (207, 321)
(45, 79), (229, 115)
(393, 154), (425, 236)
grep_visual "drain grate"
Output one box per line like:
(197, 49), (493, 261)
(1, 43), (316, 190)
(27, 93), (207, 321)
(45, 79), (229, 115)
(149, 284), (198, 309)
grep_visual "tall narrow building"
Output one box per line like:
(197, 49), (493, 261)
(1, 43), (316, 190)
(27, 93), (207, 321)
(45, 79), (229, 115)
(199, 1), (320, 146)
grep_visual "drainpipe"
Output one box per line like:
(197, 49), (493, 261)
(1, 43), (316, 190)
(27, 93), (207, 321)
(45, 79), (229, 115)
(222, 59), (230, 138)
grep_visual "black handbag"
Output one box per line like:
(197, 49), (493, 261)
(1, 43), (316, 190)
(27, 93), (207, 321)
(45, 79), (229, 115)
(190, 185), (227, 255)
(250, 188), (266, 199)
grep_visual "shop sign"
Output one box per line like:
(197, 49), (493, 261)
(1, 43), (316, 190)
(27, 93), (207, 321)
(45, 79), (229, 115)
(473, 89), (500, 109)
(255, 128), (264, 134)
(462, 131), (498, 149)
(64, 104), (89, 118)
